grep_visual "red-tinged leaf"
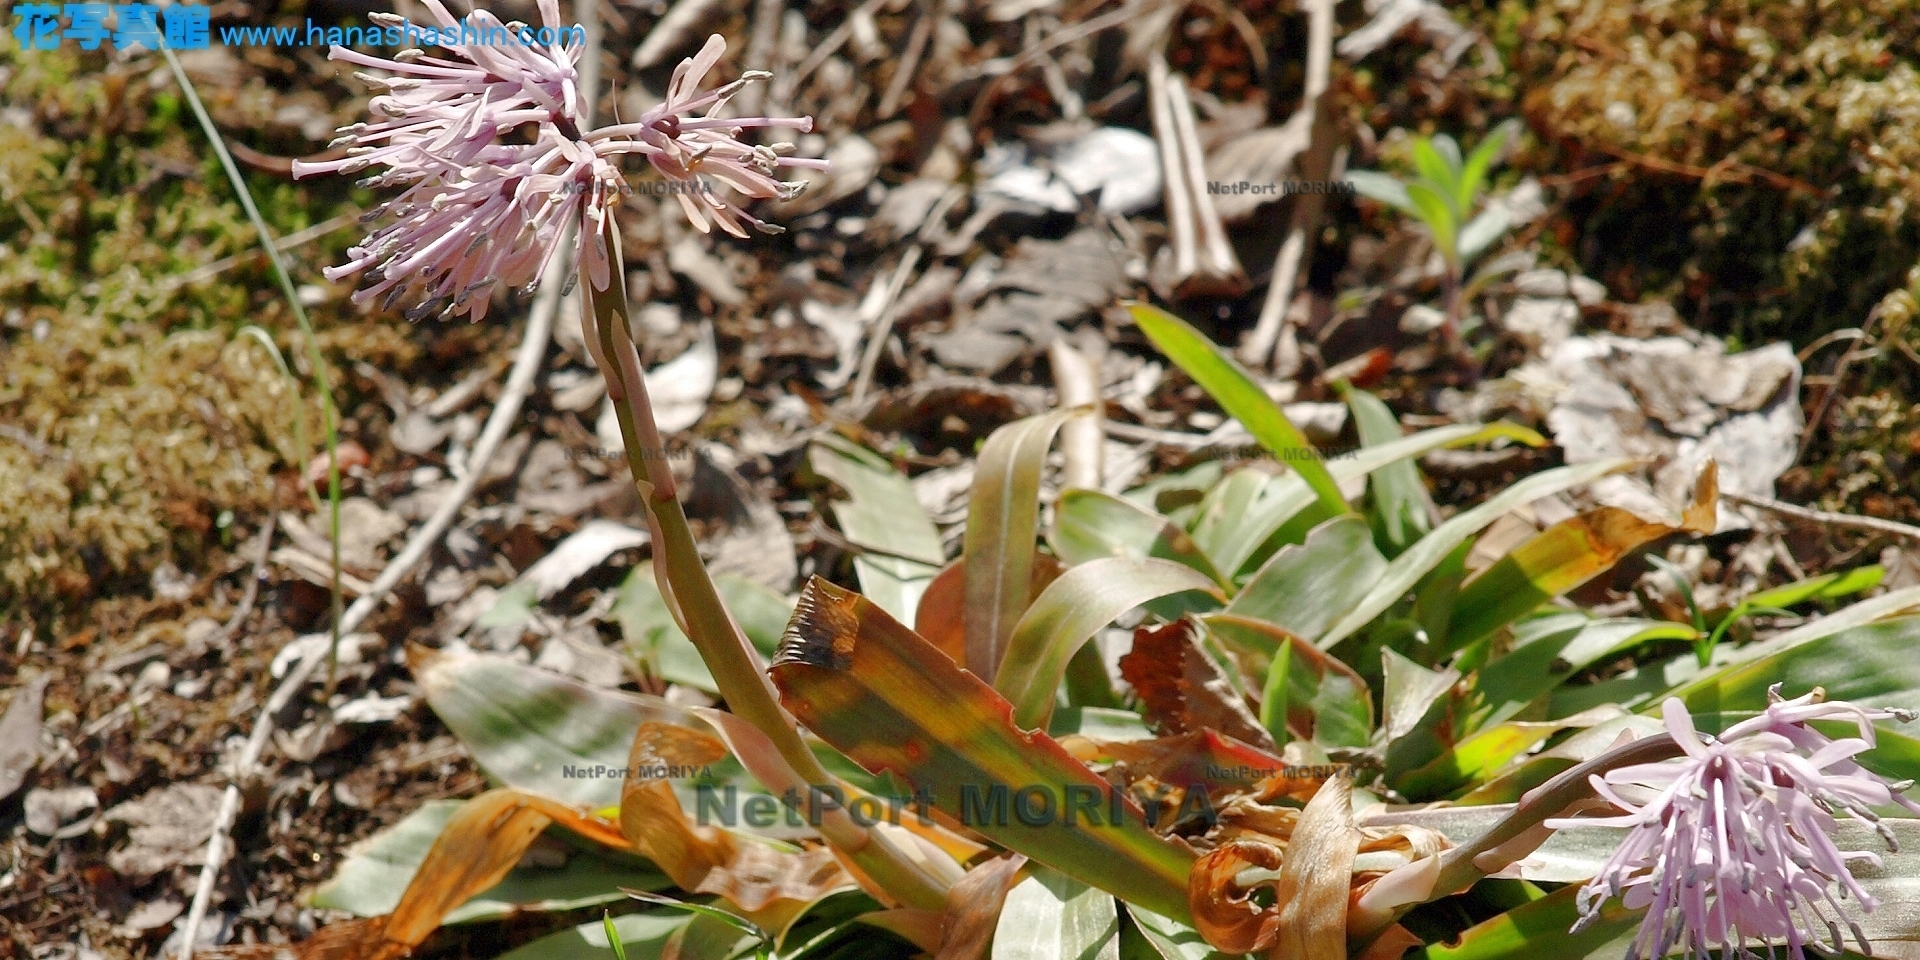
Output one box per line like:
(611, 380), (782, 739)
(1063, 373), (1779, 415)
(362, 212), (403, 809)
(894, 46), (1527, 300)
(962, 409), (1087, 680)
(1082, 730), (1289, 794)
(771, 577), (1198, 922)
(1356, 924), (1425, 960)
(1120, 620), (1275, 750)
(917, 554), (1066, 669)
(935, 854), (1028, 960)
(916, 560), (971, 664)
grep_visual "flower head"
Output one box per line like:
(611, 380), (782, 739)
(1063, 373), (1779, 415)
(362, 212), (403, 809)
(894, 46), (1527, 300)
(588, 35), (826, 238)
(297, 9), (823, 321)
(1548, 686), (1920, 960)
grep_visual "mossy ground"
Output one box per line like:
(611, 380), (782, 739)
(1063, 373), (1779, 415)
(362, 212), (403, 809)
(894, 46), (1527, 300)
(0, 44), (423, 619)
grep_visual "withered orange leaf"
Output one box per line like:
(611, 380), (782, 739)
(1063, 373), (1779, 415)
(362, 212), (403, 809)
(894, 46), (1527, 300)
(1187, 840), (1286, 954)
(619, 720), (849, 913)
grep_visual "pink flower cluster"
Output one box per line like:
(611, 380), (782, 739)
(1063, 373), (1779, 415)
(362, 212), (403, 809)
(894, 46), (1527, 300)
(1549, 687), (1920, 960)
(296, 0), (824, 321)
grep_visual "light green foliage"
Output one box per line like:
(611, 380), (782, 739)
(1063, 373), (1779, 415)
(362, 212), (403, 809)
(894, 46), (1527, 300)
(1347, 125), (1518, 283)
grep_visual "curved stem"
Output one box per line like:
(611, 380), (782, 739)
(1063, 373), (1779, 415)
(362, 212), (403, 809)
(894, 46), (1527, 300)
(586, 218), (948, 909)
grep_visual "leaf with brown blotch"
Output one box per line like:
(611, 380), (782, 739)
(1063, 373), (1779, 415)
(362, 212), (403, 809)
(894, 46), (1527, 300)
(935, 854), (1028, 960)
(1445, 462), (1718, 651)
(1119, 620), (1275, 750)
(771, 577), (1197, 922)
(619, 720), (850, 914)
(916, 554), (1064, 669)
(695, 706), (973, 904)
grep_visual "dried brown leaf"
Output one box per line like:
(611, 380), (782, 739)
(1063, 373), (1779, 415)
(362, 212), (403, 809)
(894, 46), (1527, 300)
(936, 854), (1028, 960)
(1269, 777), (1362, 960)
(1118, 620), (1273, 749)
(619, 720), (850, 913)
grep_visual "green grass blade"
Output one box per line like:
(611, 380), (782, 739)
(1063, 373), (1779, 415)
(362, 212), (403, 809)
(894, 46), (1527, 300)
(1206, 421), (1543, 579)
(496, 913), (690, 960)
(1317, 459), (1631, 651)
(1187, 468), (1270, 568)
(1340, 384), (1432, 555)
(1408, 885), (1636, 960)
(995, 557), (1220, 729)
(1445, 497), (1713, 656)
(1049, 489), (1228, 587)
(1127, 303), (1351, 519)
(963, 409), (1087, 680)
(1228, 515), (1387, 643)
(163, 47), (343, 677)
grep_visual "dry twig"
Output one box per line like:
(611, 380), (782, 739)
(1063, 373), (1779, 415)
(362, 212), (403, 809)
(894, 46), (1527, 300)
(1723, 491), (1920, 543)
(878, 0), (934, 119)
(1239, 0), (1337, 369)
(1148, 51), (1246, 298)
(850, 247), (925, 407)
(1050, 338), (1105, 489)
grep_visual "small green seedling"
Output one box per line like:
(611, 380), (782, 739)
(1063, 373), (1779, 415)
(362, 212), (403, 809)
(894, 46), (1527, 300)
(1347, 122), (1520, 349)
